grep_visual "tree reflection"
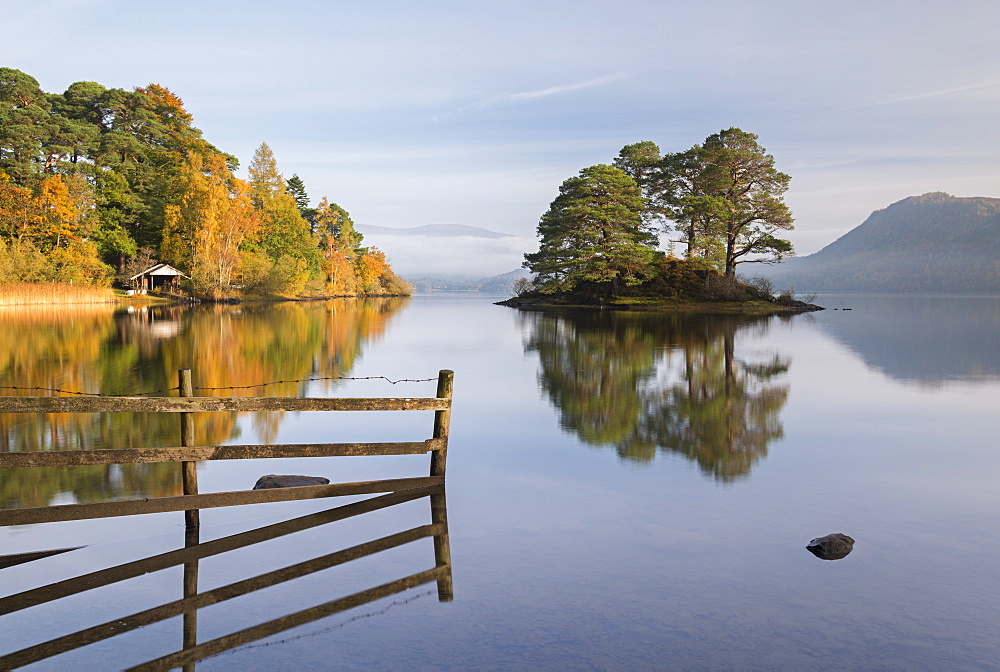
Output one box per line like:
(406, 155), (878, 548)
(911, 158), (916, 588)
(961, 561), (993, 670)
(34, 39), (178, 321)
(0, 298), (408, 507)
(522, 309), (789, 481)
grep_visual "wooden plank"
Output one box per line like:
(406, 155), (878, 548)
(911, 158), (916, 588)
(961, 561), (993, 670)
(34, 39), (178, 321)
(0, 396), (450, 414)
(0, 477), (443, 526)
(0, 487), (441, 615)
(0, 439), (443, 469)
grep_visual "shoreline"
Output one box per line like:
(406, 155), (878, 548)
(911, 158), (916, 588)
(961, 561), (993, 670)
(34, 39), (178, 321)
(495, 296), (824, 314)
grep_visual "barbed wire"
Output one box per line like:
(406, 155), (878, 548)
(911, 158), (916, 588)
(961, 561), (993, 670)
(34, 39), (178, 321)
(194, 376), (437, 392)
(207, 589), (435, 659)
(0, 375), (437, 398)
(0, 385), (181, 397)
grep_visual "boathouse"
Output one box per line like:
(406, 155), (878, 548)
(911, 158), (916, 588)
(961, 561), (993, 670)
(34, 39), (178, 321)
(128, 263), (188, 292)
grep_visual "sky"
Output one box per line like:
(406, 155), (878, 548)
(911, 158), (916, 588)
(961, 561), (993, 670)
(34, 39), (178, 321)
(4, 0), (998, 277)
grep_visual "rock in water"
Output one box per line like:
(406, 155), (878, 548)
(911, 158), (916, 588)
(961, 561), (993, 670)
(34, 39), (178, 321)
(253, 474), (330, 490)
(806, 533), (855, 560)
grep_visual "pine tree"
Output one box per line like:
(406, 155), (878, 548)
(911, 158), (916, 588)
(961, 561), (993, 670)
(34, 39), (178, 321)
(524, 164), (658, 296)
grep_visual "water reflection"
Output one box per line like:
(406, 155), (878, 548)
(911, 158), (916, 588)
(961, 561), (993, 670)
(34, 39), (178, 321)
(817, 295), (1000, 384)
(521, 309), (790, 481)
(0, 298), (409, 507)
(0, 486), (452, 670)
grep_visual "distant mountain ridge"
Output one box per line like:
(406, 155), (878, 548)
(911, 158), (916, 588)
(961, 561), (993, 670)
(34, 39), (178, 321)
(757, 192), (1000, 292)
(407, 269), (529, 293)
(356, 224), (514, 238)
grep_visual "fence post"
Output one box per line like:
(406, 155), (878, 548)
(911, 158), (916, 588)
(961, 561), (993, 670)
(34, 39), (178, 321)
(182, 526), (200, 667)
(430, 370), (453, 478)
(431, 488), (453, 601)
(179, 368), (199, 530)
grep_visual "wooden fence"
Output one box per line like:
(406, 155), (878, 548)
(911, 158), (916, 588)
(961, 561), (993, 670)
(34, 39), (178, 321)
(0, 368), (454, 529)
(0, 369), (455, 668)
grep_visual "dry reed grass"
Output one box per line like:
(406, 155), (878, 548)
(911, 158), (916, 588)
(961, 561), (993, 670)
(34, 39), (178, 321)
(0, 283), (117, 306)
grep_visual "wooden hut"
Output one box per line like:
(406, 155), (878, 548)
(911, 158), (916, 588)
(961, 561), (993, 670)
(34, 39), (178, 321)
(128, 263), (188, 292)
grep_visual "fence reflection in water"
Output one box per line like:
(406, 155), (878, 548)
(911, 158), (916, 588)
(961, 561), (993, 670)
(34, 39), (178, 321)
(0, 485), (453, 670)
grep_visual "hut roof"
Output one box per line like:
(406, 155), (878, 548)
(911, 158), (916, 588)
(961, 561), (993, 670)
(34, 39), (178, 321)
(128, 263), (189, 281)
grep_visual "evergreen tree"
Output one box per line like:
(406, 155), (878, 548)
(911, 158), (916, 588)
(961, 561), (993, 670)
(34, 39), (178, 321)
(285, 173), (317, 227)
(523, 164), (658, 296)
(654, 128), (793, 277)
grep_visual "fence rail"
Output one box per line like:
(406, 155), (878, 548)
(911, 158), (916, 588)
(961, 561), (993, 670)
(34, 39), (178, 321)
(0, 368), (454, 529)
(0, 395), (450, 413)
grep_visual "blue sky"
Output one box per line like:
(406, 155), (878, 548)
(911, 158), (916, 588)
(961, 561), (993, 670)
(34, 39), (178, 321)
(4, 0), (998, 276)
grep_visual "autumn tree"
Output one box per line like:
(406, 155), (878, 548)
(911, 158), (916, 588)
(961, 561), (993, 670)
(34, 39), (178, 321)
(357, 247), (391, 293)
(523, 164), (659, 296)
(314, 198), (360, 294)
(161, 153), (260, 294)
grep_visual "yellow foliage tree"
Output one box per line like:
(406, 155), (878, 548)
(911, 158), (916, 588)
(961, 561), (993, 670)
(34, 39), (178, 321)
(162, 153), (261, 295)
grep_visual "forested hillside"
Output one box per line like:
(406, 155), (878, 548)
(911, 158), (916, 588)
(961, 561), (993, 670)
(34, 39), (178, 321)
(0, 67), (407, 298)
(755, 193), (1000, 292)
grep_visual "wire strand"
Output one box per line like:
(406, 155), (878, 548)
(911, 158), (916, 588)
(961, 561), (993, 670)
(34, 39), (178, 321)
(0, 375), (437, 398)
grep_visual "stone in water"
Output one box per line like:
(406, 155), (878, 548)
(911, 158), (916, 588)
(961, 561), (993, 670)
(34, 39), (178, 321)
(806, 533), (855, 560)
(253, 474), (330, 490)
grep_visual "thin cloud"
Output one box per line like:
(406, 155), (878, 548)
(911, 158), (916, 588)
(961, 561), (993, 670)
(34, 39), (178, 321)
(507, 74), (629, 101)
(434, 73), (630, 121)
(850, 81), (1000, 109)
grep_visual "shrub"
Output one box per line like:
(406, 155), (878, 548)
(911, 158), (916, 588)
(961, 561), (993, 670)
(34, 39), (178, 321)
(743, 275), (775, 299)
(512, 277), (535, 296)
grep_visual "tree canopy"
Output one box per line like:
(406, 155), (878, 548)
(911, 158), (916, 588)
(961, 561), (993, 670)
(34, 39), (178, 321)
(646, 128), (794, 277)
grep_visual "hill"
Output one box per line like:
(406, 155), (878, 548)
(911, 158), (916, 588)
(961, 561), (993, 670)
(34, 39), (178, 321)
(755, 193), (1000, 292)
(355, 224), (514, 239)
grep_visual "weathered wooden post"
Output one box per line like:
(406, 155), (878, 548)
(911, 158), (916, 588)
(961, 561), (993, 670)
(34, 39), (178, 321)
(430, 369), (453, 479)
(179, 368), (199, 530)
(430, 370), (453, 601)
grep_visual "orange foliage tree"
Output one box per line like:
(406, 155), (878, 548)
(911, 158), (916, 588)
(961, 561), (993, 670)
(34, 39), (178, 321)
(161, 153), (261, 295)
(357, 246), (391, 293)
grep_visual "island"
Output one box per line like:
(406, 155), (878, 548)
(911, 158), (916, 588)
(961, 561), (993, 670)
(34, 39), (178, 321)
(499, 130), (822, 313)
(497, 256), (822, 313)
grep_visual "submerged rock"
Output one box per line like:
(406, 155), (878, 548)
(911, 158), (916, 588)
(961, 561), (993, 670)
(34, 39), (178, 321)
(806, 533), (855, 560)
(252, 474), (330, 490)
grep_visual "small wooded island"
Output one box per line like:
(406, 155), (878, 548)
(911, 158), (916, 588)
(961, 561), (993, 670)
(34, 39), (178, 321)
(498, 256), (822, 313)
(499, 128), (822, 313)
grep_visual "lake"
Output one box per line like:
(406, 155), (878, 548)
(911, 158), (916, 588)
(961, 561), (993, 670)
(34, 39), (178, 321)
(1, 293), (999, 670)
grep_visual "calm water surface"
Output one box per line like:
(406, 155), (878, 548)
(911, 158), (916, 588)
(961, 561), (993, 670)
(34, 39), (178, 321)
(1, 293), (999, 670)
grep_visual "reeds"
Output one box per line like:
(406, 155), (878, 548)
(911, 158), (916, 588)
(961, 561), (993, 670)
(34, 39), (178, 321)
(0, 283), (117, 306)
